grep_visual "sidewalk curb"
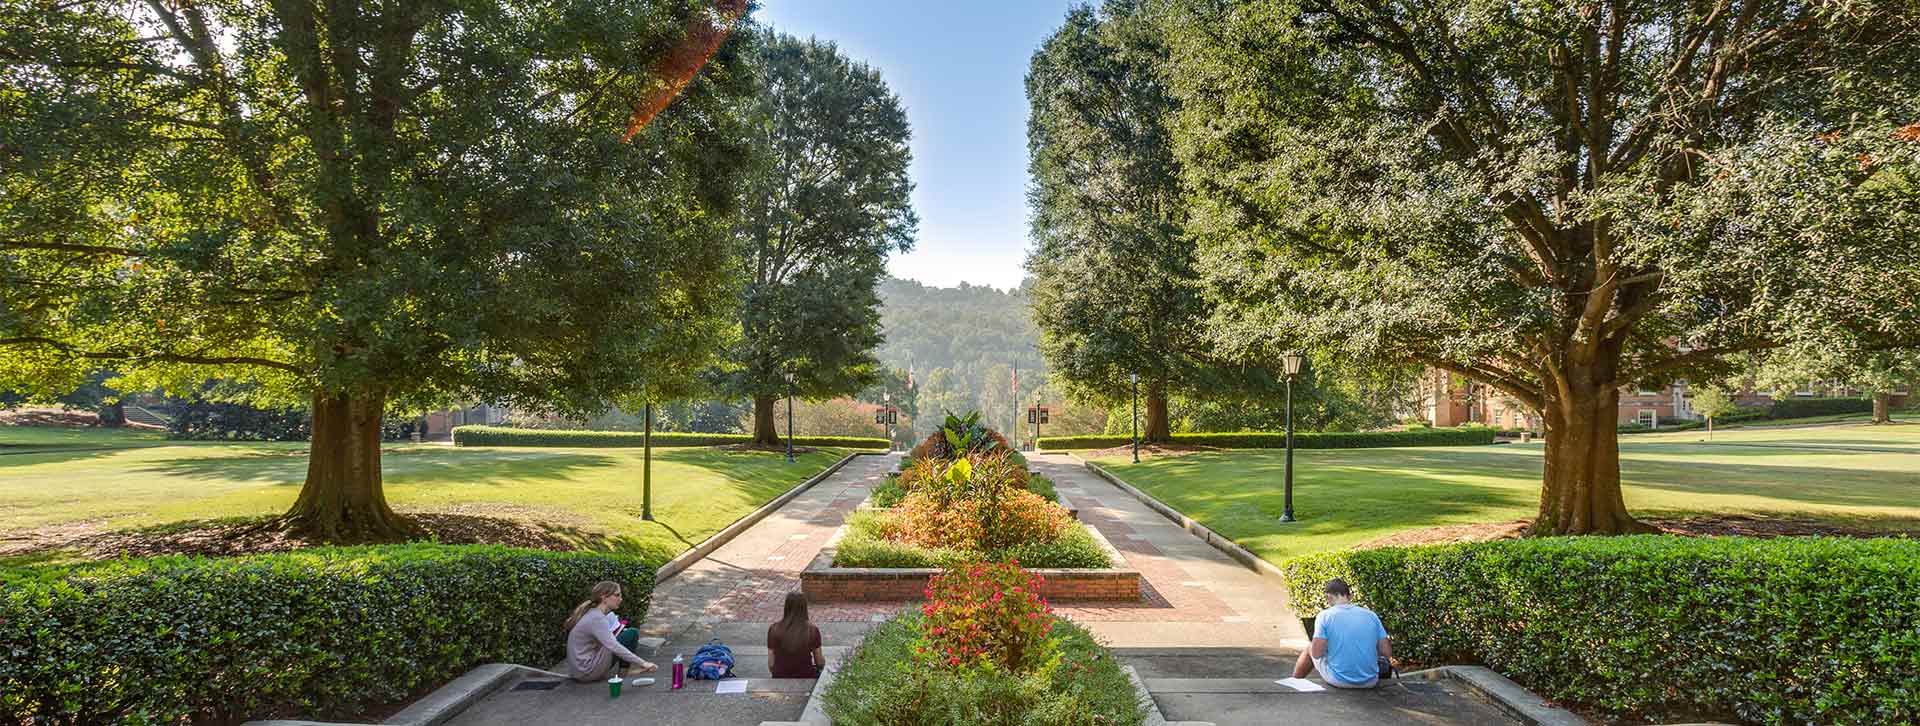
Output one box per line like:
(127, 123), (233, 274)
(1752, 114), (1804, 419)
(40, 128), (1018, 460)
(1403, 666), (1591, 726)
(1076, 457), (1292, 589)
(656, 449), (889, 583)
(1125, 664), (1215, 726)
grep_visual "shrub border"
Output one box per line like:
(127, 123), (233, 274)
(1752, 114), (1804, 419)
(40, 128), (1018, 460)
(1038, 427), (1497, 451)
(451, 425), (888, 450)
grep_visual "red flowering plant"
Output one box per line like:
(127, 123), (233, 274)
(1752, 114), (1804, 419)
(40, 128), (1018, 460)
(913, 559), (1059, 674)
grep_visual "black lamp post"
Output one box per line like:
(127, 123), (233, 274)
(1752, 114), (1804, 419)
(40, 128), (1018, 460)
(1281, 350), (1304, 522)
(642, 400), (653, 520)
(784, 369), (796, 463)
(1130, 372), (1140, 464)
(884, 391), (894, 452)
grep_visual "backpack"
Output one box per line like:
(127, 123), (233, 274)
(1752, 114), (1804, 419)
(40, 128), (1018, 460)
(687, 639), (735, 680)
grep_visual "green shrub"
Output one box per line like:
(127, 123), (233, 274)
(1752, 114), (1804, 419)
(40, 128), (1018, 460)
(1038, 428), (1496, 450)
(1, 545), (655, 724)
(821, 613), (1145, 726)
(870, 477), (910, 508)
(1279, 537), (1920, 725)
(451, 425), (886, 449)
(833, 511), (1110, 569)
(1767, 397), (1873, 419)
(1026, 474), (1059, 504)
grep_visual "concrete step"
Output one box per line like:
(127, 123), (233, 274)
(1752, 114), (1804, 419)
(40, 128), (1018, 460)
(1115, 646), (1302, 680)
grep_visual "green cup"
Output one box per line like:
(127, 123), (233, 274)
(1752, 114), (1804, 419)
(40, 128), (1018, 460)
(608, 676), (623, 699)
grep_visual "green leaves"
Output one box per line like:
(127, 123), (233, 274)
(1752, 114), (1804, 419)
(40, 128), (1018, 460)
(1281, 537), (1920, 724)
(1, 545), (656, 724)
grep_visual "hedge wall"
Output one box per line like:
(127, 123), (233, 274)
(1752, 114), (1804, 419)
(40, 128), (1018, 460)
(2, 545), (655, 725)
(452, 425), (887, 449)
(1038, 428), (1496, 450)
(1280, 537), (1919, 725)
(1766, 397), (1873, 419)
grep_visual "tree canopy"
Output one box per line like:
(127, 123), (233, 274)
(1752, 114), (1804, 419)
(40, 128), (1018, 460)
(720, 33), (917, 444)
(1025, 1), (1272, 442)
(1162, 0), (1920, 533)
(0, 0), (757, 539)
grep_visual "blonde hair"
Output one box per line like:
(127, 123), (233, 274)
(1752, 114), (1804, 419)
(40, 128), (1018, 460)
(564, 581), (622, 633)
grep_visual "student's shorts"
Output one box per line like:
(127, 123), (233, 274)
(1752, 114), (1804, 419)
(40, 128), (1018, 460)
(1312, 656), (1379, 689)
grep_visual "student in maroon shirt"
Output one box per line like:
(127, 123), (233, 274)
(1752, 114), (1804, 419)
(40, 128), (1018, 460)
(767, 591), (824, 678)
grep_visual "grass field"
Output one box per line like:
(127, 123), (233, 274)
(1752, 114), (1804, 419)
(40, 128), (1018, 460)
(1086, 422), (1920, 564)
(0, 426), (853, 565)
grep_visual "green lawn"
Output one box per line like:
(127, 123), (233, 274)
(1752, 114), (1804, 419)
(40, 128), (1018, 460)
(1086, 422), (1920, 564)
(0, 427), (854, 566)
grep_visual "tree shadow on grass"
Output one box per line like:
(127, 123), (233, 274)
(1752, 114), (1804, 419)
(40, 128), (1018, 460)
(128, 448), (621, 485)
(533, 521), (679, 568)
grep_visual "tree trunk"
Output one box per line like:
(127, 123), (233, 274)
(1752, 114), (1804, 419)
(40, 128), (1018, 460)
(1144, 381), (1172, 443)
(1535, 381), (1656, 536)
(281, 390), (418, 542)
(99, 401), (126, 428)
(753, 394), (780, 445)
(1873, 392), (1891, 424)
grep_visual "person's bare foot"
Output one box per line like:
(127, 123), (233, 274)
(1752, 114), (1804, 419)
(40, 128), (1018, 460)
(630, 661), (658, 674)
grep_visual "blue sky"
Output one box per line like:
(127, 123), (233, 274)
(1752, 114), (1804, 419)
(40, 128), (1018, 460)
(755, 0), (1079, 291)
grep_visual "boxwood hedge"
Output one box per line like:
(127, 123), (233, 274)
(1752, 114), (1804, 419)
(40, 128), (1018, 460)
(1038, 427), (1496, 450)
(1, 545), (655, 725)
(452, 425), (887, 449)
(1279, 537), (1919, 725)
(1766, 397), (1873, 419)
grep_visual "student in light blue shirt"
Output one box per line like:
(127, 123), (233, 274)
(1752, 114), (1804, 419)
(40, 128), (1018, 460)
(1292, 578), (1393, 688)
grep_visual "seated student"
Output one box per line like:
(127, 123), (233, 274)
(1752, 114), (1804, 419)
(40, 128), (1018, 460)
(565, 581), (657, 681)
(767, 591), (825, 678)
(1293, 578), (1393, 688)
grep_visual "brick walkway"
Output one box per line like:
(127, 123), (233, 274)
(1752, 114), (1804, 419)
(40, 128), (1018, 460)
(637, 451), (1307, 651)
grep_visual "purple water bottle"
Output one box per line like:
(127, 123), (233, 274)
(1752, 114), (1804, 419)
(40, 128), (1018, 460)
(671, 654), (685, 689)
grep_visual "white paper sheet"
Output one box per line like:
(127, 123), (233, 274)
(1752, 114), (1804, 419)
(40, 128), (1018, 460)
(714, 679), (748, 695)
(1275, 677), (1326, 692)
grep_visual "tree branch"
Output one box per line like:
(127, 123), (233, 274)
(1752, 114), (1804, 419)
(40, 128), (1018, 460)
(0, 336), (304, 374)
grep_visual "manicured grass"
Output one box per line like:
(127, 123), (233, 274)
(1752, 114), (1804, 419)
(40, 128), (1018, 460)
(0, 425), (168, 451)
(1086, 422), (1920, 563)
(0, 427), (853, 565)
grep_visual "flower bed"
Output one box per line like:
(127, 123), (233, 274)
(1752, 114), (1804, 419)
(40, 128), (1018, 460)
(807, 414), (1140, 602)
(820, 561), (1147, 725)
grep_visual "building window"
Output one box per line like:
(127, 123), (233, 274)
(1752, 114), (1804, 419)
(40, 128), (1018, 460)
(1636, 410), (1658, 428)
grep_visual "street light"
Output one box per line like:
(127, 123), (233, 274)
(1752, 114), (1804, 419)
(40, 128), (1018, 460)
(642, 400), (653, 520)
(784, 368), (796, 463)
(1130, 372), (1140, 464)
(884, 391), (894, 452)
(1280, 350), (1304, 522)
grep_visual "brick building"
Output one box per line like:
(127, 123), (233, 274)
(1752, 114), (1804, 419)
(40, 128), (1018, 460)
(1417, 369), (1830, 430)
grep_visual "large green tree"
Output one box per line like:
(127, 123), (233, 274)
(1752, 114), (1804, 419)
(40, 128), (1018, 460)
(724, 33), (916, 445)
(1026, 1), (1259, 442)
(1165, 0), (1920, 533)
(0, 0), (755, 540)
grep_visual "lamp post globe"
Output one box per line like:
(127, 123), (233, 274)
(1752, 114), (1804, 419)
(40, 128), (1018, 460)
(1280, 351), (1303, 522)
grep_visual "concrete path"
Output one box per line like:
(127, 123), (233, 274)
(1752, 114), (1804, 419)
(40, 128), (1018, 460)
(1031, 453), (1521, 725)
(449, 451), (1523, 725)
(446, 453), (901, 726)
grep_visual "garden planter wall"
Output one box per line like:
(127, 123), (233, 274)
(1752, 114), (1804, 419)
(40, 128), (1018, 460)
(802, 503), (1141, 602)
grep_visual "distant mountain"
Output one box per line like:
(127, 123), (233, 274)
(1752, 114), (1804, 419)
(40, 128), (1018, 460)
(875, 277), (1069, 436)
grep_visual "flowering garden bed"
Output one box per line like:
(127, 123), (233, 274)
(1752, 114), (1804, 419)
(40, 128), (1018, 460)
(803, 412), (1142, 602)
(820, 561), (1147, 725)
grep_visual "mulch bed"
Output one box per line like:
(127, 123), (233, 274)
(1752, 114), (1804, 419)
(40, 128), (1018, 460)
(0, 512), (576, 562)
(1356, 515), (1914, 550)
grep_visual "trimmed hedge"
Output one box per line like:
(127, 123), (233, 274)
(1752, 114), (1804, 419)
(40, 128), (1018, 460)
(452, 424), (887, 449)
(1038, 427), (1496, 450)
(1767, 397), (1873, 419)
(2, 545), (655, 725)
(1280, 537), (1920, 724)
